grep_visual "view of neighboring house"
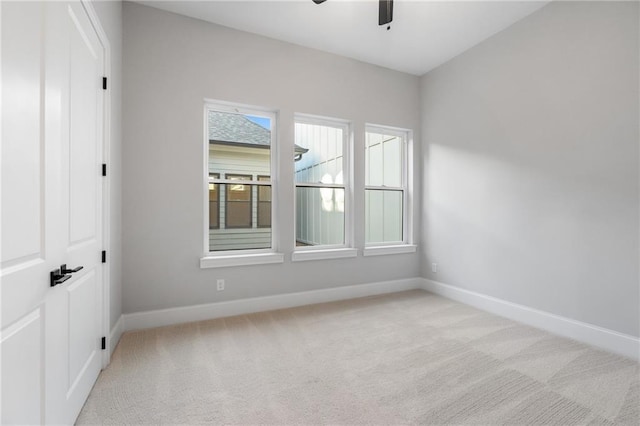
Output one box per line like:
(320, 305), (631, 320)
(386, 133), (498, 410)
(209, 110), (405, 251)
(208, 111), (274, 251)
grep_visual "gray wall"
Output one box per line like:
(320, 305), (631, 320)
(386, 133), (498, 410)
(421, 1), (639, 337)
(122, 2), (421, 314)
(93, 1), (123, 331)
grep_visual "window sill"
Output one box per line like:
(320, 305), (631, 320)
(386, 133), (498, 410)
(200, 252), (284, 268)
(363, 244), (417, 257)
(291, 248), (358, 262)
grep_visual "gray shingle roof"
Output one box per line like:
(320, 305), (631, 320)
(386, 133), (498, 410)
(208, 111), (270, 146)
(208, 110), (309, 155)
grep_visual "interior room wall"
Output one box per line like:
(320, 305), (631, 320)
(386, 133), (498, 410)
(421, 1), (639, 337)
(93, 0), (123, 331)
(122, 2), (421, 314)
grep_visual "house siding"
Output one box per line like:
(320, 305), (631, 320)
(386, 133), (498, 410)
(209, 144), (272, 251)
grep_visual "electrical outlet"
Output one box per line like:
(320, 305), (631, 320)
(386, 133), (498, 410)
(216, 279), (225, 291)
(431, 263), (438, 273)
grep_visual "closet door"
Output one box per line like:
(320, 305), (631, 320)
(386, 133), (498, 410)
(44, 2), (105, 423)
(1, 1), (106, 424)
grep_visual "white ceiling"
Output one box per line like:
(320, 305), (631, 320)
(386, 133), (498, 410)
(136, 0), (550, 76)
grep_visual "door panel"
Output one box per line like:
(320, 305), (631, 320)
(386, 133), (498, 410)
(0, 308), (44, 425)
(68, 3), (100, 246)
(67, 270), (99, 392)
(0, 1), (44, 268)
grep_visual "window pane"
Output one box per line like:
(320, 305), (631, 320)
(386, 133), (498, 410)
(257, 176), (271, 228)
(383, 136), (402, 187)
(294, 122), (344, 185)
(365, 189), (403, 243)
(210, 184), (271, 251)
(296, 187), (344, 246)
(366, 131), (402, 187)
(209, 183), (219, 229)
(209, 173), (219, 229)
(208, 110), (271, 178)
(225, 176), (252, 228)
(366, 132), (383, 186)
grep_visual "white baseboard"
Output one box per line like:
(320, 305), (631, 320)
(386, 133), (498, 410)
(109, 315), (123, 357)
(420, 278), (640, 360)
(119, 277), (639, 360)
(123, 278), (422, 332)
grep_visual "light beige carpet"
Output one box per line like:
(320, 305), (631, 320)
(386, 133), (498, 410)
(77, 290), (639, 425)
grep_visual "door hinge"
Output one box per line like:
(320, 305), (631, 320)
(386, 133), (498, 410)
(101, 250), (106, 263)
(101, 337), (106, 350)
(102, 77), (107, 90)
(102, 163), (107, 177)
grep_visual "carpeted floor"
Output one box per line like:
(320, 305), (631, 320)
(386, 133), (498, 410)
(77, 290), (639, 425)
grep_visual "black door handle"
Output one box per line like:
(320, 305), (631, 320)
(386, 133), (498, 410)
(50, 269), (71, 287)
(60, 264), (83, 274)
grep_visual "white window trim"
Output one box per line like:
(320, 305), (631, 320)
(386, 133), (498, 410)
(363, 244), (416, 257)
(201, 252), (284, 268)
(291, 247), (358, 262)
(201, 100), (283, 267)
(293, 114), (353, 252)
(364, 124), (413, 248)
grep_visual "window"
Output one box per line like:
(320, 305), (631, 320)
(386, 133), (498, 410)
(202, 101), (412, 266)
(365, 126), (408, 245)
(294, 117), (350, 249)
(206, 105), (274, 253)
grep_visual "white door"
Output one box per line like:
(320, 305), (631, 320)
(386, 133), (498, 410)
(1, 1), (106, 424)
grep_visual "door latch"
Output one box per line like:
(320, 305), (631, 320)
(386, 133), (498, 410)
(60, 264), (83, 274)
(50, 264), (84, 287)
(50, 268), (71, 287)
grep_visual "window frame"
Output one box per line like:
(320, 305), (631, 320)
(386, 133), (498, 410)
(292, 114), (355, 260)
(364, 124), (413, 250)
(202, 100), (281, 266)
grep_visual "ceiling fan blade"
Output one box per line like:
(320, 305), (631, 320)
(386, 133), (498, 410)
(312, 0), (327, 4)
(379, 0), (393, 26)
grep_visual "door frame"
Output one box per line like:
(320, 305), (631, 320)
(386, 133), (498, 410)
(80, 0), (112, 368)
